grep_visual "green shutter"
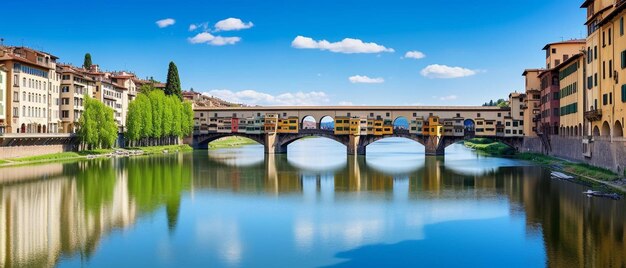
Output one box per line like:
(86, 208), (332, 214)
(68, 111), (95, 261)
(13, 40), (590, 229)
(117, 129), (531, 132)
(622, 84), (626, 103)
(622, 50), (626, 69)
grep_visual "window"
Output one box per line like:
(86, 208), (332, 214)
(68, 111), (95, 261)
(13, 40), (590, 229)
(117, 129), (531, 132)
(603, 31), (606, 47)
(603, 94), (608, 105)
(497, 113), (501, 117)
(609, 60), (613, 78)
(594, 46), (598, 59)
(608, 28), (612, 45)
(477, 113), (481, 117)
(610, 92), (613, 104)
(62, 110), (69, 118)
(622, 50), (626, 69)
(603, 61), (606, 79)
(622, 84), (626, 103)
(552, 48), (556, 54)
(13, 107), (18, 117)
(621, 17), (624, 36)
(13, 75), (18, 86)
(22, 78), (26, 87)
(587, 47), (592, 63)
(594, 73), (598, 86)
(588, 76), (593, 89)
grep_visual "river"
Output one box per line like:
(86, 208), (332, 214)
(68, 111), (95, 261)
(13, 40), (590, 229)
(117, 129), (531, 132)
(0, 138), (624, 267)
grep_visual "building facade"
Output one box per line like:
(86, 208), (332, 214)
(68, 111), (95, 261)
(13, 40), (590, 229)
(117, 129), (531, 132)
(0, 47), (61, 134)
(581, 0), (626, 139)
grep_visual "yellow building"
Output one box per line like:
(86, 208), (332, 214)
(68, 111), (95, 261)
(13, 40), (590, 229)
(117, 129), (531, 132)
(277, 116), (298, 133)
(334, 116), (350, 135)
(582, 0), (626, 138)
(557, 54), (585, 136)
(373, 119), (384, 136)
(424, 116), (442, 137)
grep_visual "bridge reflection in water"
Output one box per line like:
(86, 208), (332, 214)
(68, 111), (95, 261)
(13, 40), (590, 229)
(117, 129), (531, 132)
(0, 151), (623, 267)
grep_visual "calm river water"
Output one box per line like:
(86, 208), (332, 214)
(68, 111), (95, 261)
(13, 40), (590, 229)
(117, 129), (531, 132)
(0, 138), (624, 267)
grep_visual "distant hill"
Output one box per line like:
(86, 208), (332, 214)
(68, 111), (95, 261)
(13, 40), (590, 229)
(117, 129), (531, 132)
(183, 90), (246, 108)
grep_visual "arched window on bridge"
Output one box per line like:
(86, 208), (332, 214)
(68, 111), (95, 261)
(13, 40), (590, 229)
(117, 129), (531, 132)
(320, 116), (335, 131)
(301, 116), (317, 130)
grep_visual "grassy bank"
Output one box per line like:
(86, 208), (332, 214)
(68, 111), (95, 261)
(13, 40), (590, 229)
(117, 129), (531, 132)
(0, 144), (192, 167)
(127, 144), (193, 155)
(208, 136), (258, 149)
(515, 153), (618, 182)
(463, 138), (623, 192)
(463, 138), (516, 156)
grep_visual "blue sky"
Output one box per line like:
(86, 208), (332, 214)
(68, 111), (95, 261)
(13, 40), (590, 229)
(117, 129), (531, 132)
(2, 0), (586, 106)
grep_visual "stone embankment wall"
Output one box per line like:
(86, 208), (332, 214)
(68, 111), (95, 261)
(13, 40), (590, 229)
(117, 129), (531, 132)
(522, 136), (626, 174)
(0, 144), (75, 159)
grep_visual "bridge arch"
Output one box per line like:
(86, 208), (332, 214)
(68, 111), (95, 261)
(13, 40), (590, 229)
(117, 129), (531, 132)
(194, 133), (266, 149)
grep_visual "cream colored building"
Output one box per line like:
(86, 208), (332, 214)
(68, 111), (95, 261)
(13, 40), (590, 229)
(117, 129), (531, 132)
(0, 46), (61, 133)
(58, 64), (95, 133)
(522, 69), (543, 137)
(0, 65), (6, 133)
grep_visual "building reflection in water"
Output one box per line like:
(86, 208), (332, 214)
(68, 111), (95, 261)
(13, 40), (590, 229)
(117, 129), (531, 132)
(0, 154), (193, 267)
(0, 148), (622, 267)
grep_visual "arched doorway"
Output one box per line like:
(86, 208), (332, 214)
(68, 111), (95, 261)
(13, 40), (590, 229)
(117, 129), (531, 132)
(574, 126), (578, 136)
(614, 121), (623, 137)
(601, 121), (611, 137)
(301, 116), (317, 130)
(319, 116), (335, 131)
(20, 124), (25, 133)
(593, 126), (600, 136)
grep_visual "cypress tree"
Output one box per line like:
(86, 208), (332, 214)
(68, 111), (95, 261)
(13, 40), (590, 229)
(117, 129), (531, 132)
(84, 53), (93, 70)
(165, 61), (182, 100)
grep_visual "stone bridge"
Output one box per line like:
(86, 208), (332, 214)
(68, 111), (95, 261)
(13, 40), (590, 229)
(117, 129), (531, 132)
(192, 129), (523, 156)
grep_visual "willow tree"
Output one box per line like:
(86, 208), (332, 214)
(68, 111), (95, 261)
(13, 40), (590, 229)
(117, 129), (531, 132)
(79, 96), (118, 149)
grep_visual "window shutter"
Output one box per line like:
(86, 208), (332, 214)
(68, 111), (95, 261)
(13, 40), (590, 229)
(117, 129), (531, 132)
(622, 84), (626, 103)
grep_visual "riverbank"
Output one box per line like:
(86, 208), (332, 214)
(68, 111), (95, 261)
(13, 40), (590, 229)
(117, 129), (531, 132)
(208, 136), (258, 149)
(464, 138), (625, 193)
(463, 138), (516, 156)
(0, 144), (192, 168)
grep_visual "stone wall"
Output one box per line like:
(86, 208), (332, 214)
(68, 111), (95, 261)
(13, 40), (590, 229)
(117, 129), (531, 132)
(0, 144), (74, 159)
(522, 136), (626, 175)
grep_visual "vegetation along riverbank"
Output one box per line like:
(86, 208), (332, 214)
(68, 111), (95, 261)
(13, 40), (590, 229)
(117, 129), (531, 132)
(464, 138), (626, 193)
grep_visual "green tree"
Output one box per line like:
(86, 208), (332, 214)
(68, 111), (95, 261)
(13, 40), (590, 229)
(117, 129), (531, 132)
(162, 96), (175, 143)
(181, 101), (194, 136)
(79, 96), (118, 149)
(149, 90), (165, 142)
(125, 99), (142, 146)
(165, 61), (182, 100)
(84, 53), (92, 70)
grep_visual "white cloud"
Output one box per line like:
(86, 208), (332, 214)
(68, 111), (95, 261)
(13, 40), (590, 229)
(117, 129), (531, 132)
(438, 95), (458, 101)
(156, 18), (176, 28)
(215, 18), (254, 31)
(338, 101), (354, 106)
(420, 64), (478, 79)
(291, 36), (394, 54)
(189, 22), (209, 32)
(206, 89), (330, 106)
(188, 32), (241, 46)
(348, 75), (384, 84)
(404, 51), (426, 59)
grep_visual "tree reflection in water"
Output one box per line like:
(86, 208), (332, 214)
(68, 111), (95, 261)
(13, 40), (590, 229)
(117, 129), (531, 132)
(0, 146), (622, 267)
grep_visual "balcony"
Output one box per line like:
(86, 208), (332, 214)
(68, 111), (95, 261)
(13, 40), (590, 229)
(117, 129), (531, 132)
(584, 109), (602, 122)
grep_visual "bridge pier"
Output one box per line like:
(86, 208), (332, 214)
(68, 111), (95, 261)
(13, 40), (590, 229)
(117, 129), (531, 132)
(264, 133), (287, 154)
(424, 136), (445, 156)
(347, 135), (366, 156)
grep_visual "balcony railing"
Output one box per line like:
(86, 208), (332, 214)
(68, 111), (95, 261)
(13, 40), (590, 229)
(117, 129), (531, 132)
(584, 109), (602, 122)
